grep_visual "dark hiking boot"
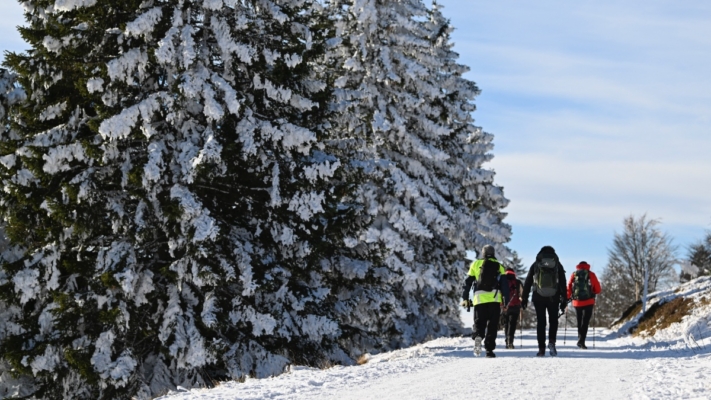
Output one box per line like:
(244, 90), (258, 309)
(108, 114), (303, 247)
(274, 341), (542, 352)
(485, 351), (496, 358)
(580, 343), (588, 349)
(473, 336), (482, 357)
(548, 342), (557, 356)
(536, 349), (545, 357)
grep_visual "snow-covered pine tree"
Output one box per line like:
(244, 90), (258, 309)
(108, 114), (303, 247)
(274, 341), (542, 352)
(324, 0), (511, 351)
(426, 1), (511, 258)
(0, 68), (38, 398)
(0, 0), (351, 398)
(506, 250), (527, 276)
(682, 232), (711, 282)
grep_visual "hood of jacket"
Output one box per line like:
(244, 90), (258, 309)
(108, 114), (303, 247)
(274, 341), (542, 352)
(536, 245), (558, 261)
(576, 261), (591, 271)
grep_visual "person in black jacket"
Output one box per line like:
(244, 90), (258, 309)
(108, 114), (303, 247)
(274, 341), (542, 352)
(521, 246), (567, 357)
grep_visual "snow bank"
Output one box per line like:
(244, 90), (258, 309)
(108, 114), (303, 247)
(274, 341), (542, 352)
(611, 275), (711, 352)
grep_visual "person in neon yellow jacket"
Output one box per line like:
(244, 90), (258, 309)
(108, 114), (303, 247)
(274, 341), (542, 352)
(461, 245), (510, 358)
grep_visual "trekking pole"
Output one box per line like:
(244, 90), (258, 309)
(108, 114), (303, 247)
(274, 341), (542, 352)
(592, 306), (596, 349)
(520, 306), (523, 349)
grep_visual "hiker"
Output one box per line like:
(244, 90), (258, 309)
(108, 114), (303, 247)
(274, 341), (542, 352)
(521, 246), (567, 357)
(567, 261), (602, 349)
(461, 245), (510, 358)
(502, 267), (523, 349)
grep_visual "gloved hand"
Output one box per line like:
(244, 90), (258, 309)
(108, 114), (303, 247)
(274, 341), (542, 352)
(521, 299), (528, 310)
(460, 299), (472, 307)
(559, 301), (567, 312)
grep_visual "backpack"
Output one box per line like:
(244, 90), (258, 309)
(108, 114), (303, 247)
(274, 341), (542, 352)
(572, 269), (593, 301)
(534, 256), (558, 297)
(477, 258), (500, 292)
(506, 276), (522, 307)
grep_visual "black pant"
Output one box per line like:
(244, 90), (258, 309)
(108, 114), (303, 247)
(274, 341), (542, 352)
(503, 305), (521, 344)
(575, 305), (594, 343)
(473, 302), (501, 351)
(533, 299), (559, 348)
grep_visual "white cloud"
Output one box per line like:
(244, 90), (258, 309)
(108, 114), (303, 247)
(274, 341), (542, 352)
(434, 0), (711, 237)
(492, 153), (711, 228)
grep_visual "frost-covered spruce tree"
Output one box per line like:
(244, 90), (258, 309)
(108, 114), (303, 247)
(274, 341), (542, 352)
(427, 2), (511, 258)
(325, 0), (511, 350)
(0, 68), (37, 398)
(0, 0), (349, 398)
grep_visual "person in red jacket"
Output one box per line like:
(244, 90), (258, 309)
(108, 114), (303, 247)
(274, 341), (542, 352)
(566, 261), (602, 349)
(502, 268), (523, 349)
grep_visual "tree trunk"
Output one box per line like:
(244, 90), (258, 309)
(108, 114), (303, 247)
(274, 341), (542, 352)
(635, 281), (640, 301)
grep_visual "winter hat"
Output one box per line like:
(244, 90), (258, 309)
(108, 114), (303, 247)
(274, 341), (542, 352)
(540, 245), (556, 254)
(482, 245), (495, 258)
(505, 267), (516, 276)
(577, 261), (591, 268)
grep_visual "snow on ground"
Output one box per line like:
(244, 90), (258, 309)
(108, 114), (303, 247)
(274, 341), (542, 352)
(160, 276), (711, 399)
(158, 328), (711, 400)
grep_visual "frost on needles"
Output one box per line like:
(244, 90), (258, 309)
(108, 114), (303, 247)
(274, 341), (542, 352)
(0, 0), (511, 399)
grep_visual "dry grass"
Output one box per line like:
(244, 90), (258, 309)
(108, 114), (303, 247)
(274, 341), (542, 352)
(356, 354), (370, 365)
(698, 296), (711, 307)
(615, 300), (642, 326)
(633, 297), (694, 337)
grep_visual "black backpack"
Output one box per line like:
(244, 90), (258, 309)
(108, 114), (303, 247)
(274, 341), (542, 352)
(534, 256), (559, 297)
(477, 258), (500, 292)
(572, 269), (593, 301)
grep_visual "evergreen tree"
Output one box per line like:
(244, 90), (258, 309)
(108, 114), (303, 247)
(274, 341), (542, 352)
(0, 0), (514, 397)
(0, 67), (37, 398)
(325, 0), (511, 349)
(506, 250), (527, 276)
(681, 232), (711, 283)
(594, 264), (636, 327)
(0, 1), (349, 398)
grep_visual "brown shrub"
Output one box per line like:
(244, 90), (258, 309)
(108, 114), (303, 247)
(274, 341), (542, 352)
(633, 297), (693, 337)
(356, 354), (369, 365)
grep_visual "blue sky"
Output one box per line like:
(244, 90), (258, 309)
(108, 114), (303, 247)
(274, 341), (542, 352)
(438, 0), (711, 272)
(2, 1), (710, 275)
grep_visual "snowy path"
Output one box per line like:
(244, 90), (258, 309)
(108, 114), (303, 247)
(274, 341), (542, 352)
(159, 328), (711, 400)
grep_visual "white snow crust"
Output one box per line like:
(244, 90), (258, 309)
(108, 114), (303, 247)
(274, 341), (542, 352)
(156, 329), (711, 400)
(158, 276), (711, 400)
(54, 0), (97, 12)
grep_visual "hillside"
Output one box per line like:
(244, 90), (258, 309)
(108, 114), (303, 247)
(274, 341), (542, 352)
(611, 275), (711, 350)
(157, 276), (711, 399)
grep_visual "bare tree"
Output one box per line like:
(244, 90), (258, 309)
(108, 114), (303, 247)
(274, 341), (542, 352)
(594, 215), (677, 326)
(607, 214), (678, 301)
